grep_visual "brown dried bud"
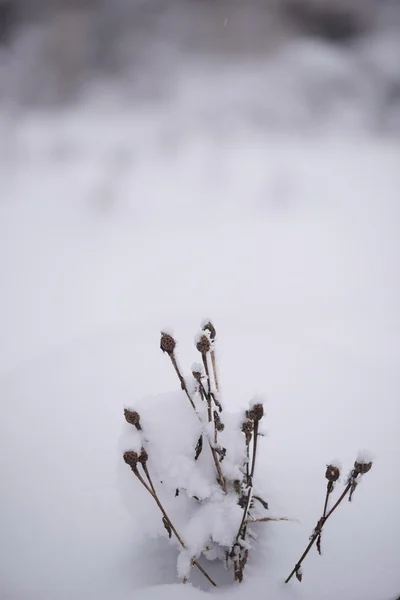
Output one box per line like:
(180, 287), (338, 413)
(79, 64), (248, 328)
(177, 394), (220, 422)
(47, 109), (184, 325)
(138, 447), (148, 464)
(160, 332), (176, 354)
(213, 410), (225, 432)
(202, 321), (216, 340)
(241, 420), (253, 434)
(124, 409), (142, 430)
(191, 364), (203, 381)
(123, 450), (139, 469)
(354, 460), (372, 475)
(325, 464), (340, 482)
(241, 419), (253, 444)
(196, 334), (211, 354)
(247, 403), (264, 422)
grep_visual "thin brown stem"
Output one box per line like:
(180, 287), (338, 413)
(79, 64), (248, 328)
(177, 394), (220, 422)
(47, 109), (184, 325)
(317, 481), (333, 554)
(200, 354), (226, 492)
(201, 352), (212, 400)
(141, 462), (156, 494)
(169, 353), (197, 411)
(131, 465), (217, 587)
(165, 350), (225, 491)
(245, 438), (250, 484)
(236, 420), (259, 542)
(210, 349), (219, 393)
(285, 480), (354, 583)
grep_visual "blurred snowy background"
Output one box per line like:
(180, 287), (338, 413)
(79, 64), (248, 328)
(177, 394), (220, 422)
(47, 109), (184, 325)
(0, 0), (399, 128)
(0, 2), (400, 600)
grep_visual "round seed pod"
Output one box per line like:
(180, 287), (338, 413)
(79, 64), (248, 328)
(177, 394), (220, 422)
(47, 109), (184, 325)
(160, 332), (176, 354)
(248, 403), (264, 422)
(325, 464), (340, 482)
(196, 334), (211, 354)
(241, 420), (254, 434)
(191, 363), (203, 381)
(241, 419), (253, 443)
(202, 321), (216, 340)
(354, 460), (372, 475)
(123, 451), (139, 469)
(124, 409), (141, 429)
(139, 448), (148, 464)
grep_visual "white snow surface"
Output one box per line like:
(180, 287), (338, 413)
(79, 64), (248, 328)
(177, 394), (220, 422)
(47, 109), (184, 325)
(0, 102), (400, 600)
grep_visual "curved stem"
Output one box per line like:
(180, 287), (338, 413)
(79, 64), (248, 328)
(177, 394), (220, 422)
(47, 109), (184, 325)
(285, 480), (353, 583)
(236, 420), (259, 542)
(131, 465), (217, 587)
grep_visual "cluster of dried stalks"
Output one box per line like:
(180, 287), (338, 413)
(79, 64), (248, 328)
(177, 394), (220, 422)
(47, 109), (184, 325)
(122, 320), (270, 586)
(122, 320), (374, 588)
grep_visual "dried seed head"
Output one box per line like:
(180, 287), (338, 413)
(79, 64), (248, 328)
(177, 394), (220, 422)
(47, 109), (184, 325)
(123, 450), (139, 469)
(202, 320), (216, 340)
(241, 420), (254, 434)
(241, 419), (253, 444)
(248, 403), (264, 422)
(325, 464), (340, 482)
(191, 362), (203, 381)
(196, 334), (211, 354)
(124, 408), (142, 430)
(354, 460), (373, 475)
(160, 332), (176, 354)
(138, 447), (148, 464)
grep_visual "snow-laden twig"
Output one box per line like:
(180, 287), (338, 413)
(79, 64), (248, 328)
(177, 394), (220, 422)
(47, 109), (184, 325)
(285, 457), (373, 584)
(123, 448), (217, 587)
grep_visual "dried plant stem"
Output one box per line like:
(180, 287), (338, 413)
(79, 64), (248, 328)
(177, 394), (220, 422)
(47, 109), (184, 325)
(167, 351), (225, 490)
(131, 464), (217, 587)
(210, 349), (219, 393)
(316, 480), (334, 554)
(245, 434), (251, 486)
(201, 352), (212, 400)
(199, 370), (215, 443)
(162, 344), (226, 492)
(246, 517), (291, 524)
(168, 353), (197, 412)
(199, 354), (226, 492)
(201, 322), (219, 393)
(236, 420), (259, 542)
(285, 479), (355, 584)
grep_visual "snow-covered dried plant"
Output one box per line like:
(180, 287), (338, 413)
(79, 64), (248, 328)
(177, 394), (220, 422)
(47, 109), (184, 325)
(121, 321), (273, 587)
(285, 452), (374, 584)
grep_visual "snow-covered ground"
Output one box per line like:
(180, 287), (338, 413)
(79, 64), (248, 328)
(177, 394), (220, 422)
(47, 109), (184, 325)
(0, 94), (399, 600)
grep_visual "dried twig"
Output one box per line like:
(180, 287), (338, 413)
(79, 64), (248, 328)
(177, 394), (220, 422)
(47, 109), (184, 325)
(196, 333), (226, 491)
(317, 464), (340, 555)
(123, 449), (217, 587)
(230, 403), (264, 582)
(285, 458), (373, 584)
(202, 321), (220, 394)
(161, 331), (226, 490)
